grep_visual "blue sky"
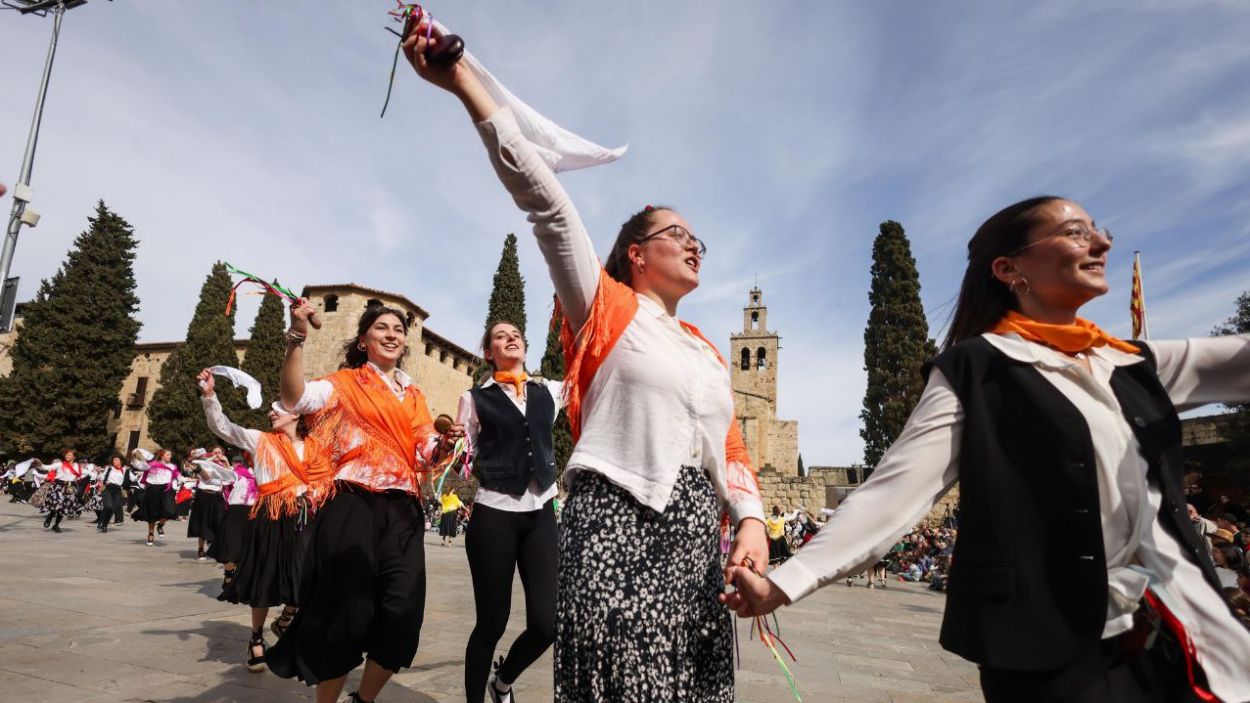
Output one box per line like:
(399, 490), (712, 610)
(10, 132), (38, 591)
(2, 1), (1248, 466)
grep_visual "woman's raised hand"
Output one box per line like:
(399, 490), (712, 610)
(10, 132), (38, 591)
(402, 21), (468, 93)
(196, 369), (215, 397)
(289, 297), (316, 336)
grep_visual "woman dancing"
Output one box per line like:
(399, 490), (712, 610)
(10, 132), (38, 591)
(36, 450), (83, 533)
(207, 455), (258, 589)
(265, 302), (443, 703)
(725, 197), (1250, 703)
(437, 486), (464, 547)
(95, 456), (127, 531)
(198, 368), (322, 673)
(454, 320), (564, 703)
(132, 449), (179, 546)
(406, 30), (768, 701)
(186, 455), (227, 560)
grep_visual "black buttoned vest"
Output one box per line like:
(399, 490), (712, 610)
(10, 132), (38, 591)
(469, 382), (557, 497)
(928, 337), (1219, 671)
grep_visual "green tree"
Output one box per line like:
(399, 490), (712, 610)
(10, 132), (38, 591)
(797, 453), (805, 477)
(477, 233), (527, 383)
(539, 294), (573, 481)
(859, 220), (937, 475)
(147, 262), (249, 453)
(0, 202), (141, 459)
(236, 282), (287, 430)
(1212, 291), (1250, 476)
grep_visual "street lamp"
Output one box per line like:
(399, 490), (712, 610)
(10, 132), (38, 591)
(0, 0), (106, 331)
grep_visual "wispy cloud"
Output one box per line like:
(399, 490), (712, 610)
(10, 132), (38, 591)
(1, 2), (1248, 465)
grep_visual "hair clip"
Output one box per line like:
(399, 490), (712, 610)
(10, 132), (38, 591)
(644, 205), (655, 212)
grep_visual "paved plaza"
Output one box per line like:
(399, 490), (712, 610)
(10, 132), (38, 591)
(0, 500), (982, 702)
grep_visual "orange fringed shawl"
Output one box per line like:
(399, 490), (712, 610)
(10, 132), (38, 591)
(303, 367), (437, 498)
(251, 432), (331, 519)
(557, 270), (756, 477)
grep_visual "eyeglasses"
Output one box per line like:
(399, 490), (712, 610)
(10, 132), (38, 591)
(1014, 224), (1113, 254)
(640, 224), (707, 257)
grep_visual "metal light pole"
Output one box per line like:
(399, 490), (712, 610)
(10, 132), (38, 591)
(0, 0), (97, 331)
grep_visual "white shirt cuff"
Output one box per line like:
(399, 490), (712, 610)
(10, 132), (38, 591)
(767, 556), (822, 604)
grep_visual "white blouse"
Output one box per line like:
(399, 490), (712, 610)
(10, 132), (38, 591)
(766, 332), (1250, 702)
(101, 465), (126, 487)
(476, 107), (765, 526)
(455, 377), (565, 512)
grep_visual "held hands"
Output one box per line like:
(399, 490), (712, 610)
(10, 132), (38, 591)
(196, 369), (215, 397)
(718, 518), (791, 618)
(440, 422), (466, 453)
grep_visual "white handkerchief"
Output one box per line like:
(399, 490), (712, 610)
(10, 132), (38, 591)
(434, 20), (627, 173)
(194, 459), (238, 484)
(208, 366), (264, 410)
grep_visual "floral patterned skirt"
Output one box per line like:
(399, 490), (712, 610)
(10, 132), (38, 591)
(555, 466), (732, 702)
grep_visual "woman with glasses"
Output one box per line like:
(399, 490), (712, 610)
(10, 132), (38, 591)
(405, 27), (767, 703)
(724, 196), (1250, 703)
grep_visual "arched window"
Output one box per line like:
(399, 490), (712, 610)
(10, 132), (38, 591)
(366, 298), (383, 309)
(756, 347), (767, 370)
(740, 348), (750, 370)
(324, 294), (339, 312)
(406, 311), (416, 328)
(750, 311), (759, 330)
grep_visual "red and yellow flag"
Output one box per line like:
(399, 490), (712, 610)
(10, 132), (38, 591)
(1131, 251), (1149, 340)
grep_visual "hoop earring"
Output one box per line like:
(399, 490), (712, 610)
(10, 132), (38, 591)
(357, 343), (366, 351)
(1009, 278), (1031, 296)
(635, 259), (645, 273)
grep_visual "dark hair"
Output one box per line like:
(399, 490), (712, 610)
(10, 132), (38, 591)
(942, 196), (1065, 350)
(604, 205), (673, 286)
(1215, 543), (1245, 570)
(480, 320), (524, 372)
(341, 304), (411, 369)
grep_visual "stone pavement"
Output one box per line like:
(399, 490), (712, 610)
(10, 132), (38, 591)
(0, 500), (982, 702)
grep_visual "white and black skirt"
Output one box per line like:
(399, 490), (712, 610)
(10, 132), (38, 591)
(37, 482), (82, 518)
(208, 504), (253, 565)
(186, 490), (226, 541)
(555, 466), (733, 702)
(131, 483), (176, 522)
(219, 498), (311, 608)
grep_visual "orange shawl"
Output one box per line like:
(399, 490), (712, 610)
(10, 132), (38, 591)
(304, 367), (437, 498)
(558, 270), (755, 471)
(252, 432), (330, 519)
(992, 310), (1139, 355)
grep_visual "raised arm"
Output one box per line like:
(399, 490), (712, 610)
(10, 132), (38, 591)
(280, 298), (317, 409)
(404, 26), (601, 333)
(1146, 334), (1250, 412)
(196, 369), (261, 453)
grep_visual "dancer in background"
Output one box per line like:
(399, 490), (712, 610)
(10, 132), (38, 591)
(187, 453), (228, 561)
(407, 31), (767, 700)
(199, 368), (321, 673)
(97, 456), (127, 530)
(209, 454), (258, 588)
(37, 450), (83, 533)
(438, 487), (464, 547)
(266, 302), (444, 703)
(454, 320), (564, 703)
(132, 449), (178, 546)
(724, 197), (1250, 703)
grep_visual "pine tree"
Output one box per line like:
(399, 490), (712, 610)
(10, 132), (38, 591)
(0, 201), (141, 459)
(859, 220), (937, 476)
(1212, 291), (1250, 476)
(236, 282), (287, 430)
(477, 233), (528, 383)
(797, 453), (805, 477)
(540, 294), (573, 482)
(146, 262), (249, 453)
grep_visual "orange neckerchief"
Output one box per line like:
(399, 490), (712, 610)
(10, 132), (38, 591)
(557, 270), (755, 471)
(493, 370), (529, 397)
(991, 310), (1140, 355)
(253, 432), (330, 519)
(306, 367), (435, 497)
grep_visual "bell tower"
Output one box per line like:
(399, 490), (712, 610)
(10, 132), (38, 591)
(730, 286), (779, 411)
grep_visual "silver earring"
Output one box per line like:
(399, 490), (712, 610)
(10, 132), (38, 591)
(357, 343), (366, 351)
(1009, 278), (1031, 296)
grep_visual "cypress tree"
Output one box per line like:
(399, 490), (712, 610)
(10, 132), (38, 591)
(1212, 291), (1250, 477)
(236, 282), (287, 430)
(540, 293), (573, 482)
(0, 201), (141, 459)
(859, 220), (937, 475)
(478, 233), (527, 383)
(147, 262), (249, 453)
(797, 453), (805, 477)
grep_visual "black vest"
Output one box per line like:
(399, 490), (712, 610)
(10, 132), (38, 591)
(928, 338), (1219, 671)
(469, 382), (557, 497)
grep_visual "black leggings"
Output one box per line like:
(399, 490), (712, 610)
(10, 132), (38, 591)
(464, 500), (557, 703)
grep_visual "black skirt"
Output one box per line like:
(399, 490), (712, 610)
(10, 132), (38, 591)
(187, 490), (226, 541)
(131, 483), (176, 522)
(219, 506), (311, 608)
(267, 481), (426, 685)
(208, 504), (253, 565)
(439, 510), (458, 538)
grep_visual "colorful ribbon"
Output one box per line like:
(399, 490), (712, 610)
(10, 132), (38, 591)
(380, 2), (434, 118)
(431, 436), (472, 497)
(223, 262), (301, 318)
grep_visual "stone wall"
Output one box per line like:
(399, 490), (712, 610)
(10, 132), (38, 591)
(755, 465), (961, 529)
